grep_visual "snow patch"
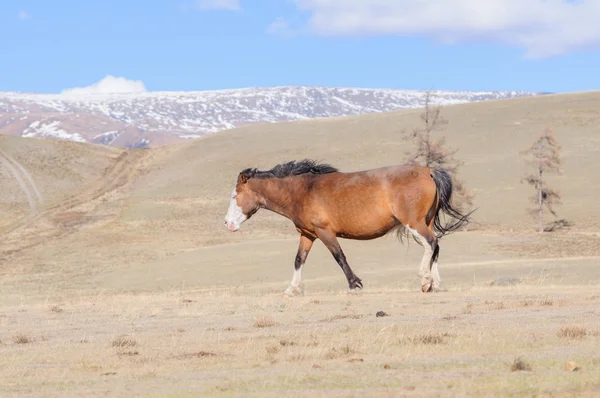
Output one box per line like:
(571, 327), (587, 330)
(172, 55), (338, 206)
(22, 120), (86, 142)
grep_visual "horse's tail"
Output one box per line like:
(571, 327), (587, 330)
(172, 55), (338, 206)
(430, 168), (474, 239)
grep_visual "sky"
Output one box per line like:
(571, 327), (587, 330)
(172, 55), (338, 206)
(1, 0), (600, 94)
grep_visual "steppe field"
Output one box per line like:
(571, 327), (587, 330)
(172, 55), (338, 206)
(1, 92), (600, 397)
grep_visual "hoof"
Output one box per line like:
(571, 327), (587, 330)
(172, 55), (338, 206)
(347, 287), (362, 295)
(283, 285), (304, 297)
(421, 282), (433, 293)
(348, 277), (363, 290)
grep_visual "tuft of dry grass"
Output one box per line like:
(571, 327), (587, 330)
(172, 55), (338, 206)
(408, 333), (450, 345)
(50, 305), (64, 313)
(325, 344), (355, 359)
(117, 350), (139, 357)
(539, 296), (554, 306)
(177, 351), (217, 359)
(279, 339), (295, 347)
(484, 300), (505, 310)
(318, 314), (363, 323)
(13, 333), (33, 344)
(265, 345), (281, 355)
(464, 303), (474, 314)
(557, 326), (587, 340)
(254, 316), (277, 328)
(111, 335), (137, 348)
(519, 299), (535, 307)
(510, 357), (532, 372)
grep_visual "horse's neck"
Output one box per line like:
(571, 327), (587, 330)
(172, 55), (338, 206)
(252, 178), (299, 219)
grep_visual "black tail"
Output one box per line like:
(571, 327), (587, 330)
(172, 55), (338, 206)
(430, 168), (475, 239)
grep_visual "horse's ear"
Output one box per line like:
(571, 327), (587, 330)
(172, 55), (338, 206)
(238, 172), (248, 184)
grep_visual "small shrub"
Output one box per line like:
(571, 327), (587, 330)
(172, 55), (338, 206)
(520, 300), (535, 307)
(254, 316), (276, 328)
(325, 344), (355, 359)
(410, 333), (450, 345)
(265, 345), (281, 355)
(112, 335), (137, 348)
(13, 334), (33, 344)
(557, 326), (587, 340)
(539, 296), (553, 306)
(511, 357), (532, 372)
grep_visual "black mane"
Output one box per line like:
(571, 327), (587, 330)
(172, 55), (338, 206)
(241, 159), (338, 180)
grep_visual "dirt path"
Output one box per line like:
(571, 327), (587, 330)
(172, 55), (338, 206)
(0, 149), (151, 254)
(0, 148), (44, 218)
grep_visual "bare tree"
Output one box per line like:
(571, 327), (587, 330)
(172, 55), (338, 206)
(521, 126), (563, 233)
(403, 91), (474, 211)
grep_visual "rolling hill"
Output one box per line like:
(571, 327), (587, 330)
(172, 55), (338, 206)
(0, 86), (541, 148)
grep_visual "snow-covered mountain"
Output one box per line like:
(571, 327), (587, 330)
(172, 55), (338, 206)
(0, 86), (543, 148)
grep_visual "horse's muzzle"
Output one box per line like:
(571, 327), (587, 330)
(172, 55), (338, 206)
(224, 221), (238, 232)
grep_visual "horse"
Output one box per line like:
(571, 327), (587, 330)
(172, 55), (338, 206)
(223, 159), (473, 296)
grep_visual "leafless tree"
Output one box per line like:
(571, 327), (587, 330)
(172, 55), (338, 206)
(403, 91), (474, 211)
(521, 125), (563, 233)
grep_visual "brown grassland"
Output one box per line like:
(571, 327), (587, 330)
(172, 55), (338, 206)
(1, 91), (600, 397)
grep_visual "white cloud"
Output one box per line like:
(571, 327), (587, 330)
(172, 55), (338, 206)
(61, 75), (147, 96)
(18, 10), (31, 20)
(292, 0), (600, 58)
(197, 0), (241, 11)
(267, 17), (297, 38)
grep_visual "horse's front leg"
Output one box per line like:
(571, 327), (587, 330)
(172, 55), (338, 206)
(283, 234), (315, 297)
(315, 228), (363, 293)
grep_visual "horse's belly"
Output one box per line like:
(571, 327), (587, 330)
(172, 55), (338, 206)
(316, 183), (397, 239)
(335, 213), (397, 240)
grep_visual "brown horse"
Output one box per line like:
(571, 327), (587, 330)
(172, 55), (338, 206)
(224, 159), (473, 295)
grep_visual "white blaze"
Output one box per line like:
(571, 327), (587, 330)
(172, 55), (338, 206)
(224, 188), (247, 231)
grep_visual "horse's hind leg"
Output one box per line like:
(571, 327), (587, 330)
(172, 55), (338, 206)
(431, 243), (442, 290)
(315, 228), (363, 293)
(405, 223), (438, 293)
(283, 234), (315, 297)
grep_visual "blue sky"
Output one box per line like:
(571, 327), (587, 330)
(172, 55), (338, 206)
(1, 0), (599, 94)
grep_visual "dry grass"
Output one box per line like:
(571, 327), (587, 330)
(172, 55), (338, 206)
(13, 333), (33, 344)
(0, 286), (599, 397)
(520, 299), (535, 307)
(484, 300), (506, 310)
(539, 296), (554, 306)
(254, 316), (277, 328)
(111, 335), (137, 348)
(511, 357), (532, 372)
(318, 314), (363, 322)
(557, 326), (587, 340)
(324, 344), (356, 359)
(49, 305), (64, 313)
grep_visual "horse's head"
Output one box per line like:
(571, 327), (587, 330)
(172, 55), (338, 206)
(224, 170), (260, 232)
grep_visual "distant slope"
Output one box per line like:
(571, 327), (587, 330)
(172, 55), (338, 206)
(0, 135), (124, 232)
(0, 86), (542, 148)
